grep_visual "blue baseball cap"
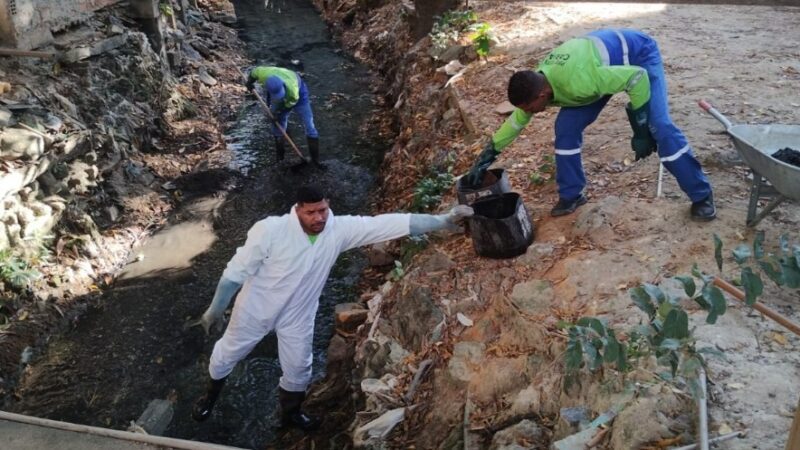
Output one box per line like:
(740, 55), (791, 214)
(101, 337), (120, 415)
(265, 76), (285, 101)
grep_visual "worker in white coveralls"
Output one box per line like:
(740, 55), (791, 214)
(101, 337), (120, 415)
(192, 185), (473, 430)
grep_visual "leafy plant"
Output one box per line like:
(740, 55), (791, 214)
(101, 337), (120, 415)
(563, 236), (731, 397)
(529, 155), (555, 186)
(0, 250), (41, 290)
(430, 10), (479, 55)
(389, 260), (405, 282)
(719, 231), (800, 305)
(469, 23), (492, 58)
(411, 154), (455, 213)
(159, 3), (174, 17)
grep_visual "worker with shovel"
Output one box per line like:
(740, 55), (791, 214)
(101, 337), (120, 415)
(246, 66), (325, 169)
(463, 28), (716, 221)
(192, 185), (473, 430)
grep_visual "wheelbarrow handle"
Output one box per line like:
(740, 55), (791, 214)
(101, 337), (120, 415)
(698, 99), (733, 131)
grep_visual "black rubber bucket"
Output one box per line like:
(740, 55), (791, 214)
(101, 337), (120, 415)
(469, 193), (534, 259)
(456, 168), (511, 205)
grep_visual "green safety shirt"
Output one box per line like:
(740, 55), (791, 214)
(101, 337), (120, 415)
(491, 37), (650, 151)
(249, 66), (301, 109)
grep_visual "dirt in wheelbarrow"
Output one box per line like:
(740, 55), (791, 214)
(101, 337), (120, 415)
(773, 147), (800, 168)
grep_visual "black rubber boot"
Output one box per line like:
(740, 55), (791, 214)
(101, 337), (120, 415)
(306, 137), (326, 171)
(192, 376), (227, 422)
(550, 193), (588, 217)
(278, 387), (320, 431)
(690, 193), (717, 222)
(274, 137), (285, 162)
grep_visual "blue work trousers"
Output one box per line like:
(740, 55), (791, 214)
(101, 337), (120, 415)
(554, 29), (711, 202)
(269, 75), (319, 139)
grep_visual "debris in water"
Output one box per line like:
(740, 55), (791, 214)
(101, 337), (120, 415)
(772, 147), (800, 167)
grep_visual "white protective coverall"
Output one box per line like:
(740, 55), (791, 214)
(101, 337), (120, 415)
(208, 206), (410, 392)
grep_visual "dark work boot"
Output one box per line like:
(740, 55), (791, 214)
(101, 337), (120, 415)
(192, 376), (227, 422)
(274, 137), (285, 162)
(550, 193), (588, 217)
(306, 137), (326, 171)
(690, 193), (717, 222)
(278, 387), (321, 432)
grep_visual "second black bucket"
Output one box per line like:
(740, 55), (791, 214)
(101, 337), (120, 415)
(469, 193), (534, 259)
(456, 168), (511, 205)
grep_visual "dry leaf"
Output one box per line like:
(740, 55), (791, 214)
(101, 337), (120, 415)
(771, 332), (788, 346)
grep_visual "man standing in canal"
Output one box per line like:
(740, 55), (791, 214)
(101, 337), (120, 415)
(192, 185), (472, 430)
(246, 65), (325, 169)
(463, 28), (716, 221)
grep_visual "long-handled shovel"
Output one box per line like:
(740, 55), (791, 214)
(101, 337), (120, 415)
(252, 89), (311, 172)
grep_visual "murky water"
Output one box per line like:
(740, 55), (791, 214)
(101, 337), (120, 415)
(6, 1), (391, 449)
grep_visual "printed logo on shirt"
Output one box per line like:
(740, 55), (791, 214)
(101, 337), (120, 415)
(543, 53), (570, 66)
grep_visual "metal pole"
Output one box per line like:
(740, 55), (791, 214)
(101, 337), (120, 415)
(697, 367), (710, 450)
(656, 163), (664, 198)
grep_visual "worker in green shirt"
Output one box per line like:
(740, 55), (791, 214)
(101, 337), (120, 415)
(246, 66), (324, 169)
(463, 29), (715, 221)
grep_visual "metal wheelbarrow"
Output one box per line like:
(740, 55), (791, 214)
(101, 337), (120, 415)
(699, 100), (800, 227)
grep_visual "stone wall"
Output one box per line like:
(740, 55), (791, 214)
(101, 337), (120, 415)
(0, 0), (122, 49)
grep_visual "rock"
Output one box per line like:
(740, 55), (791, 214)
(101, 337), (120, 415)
(104, 205), (120, 223)
(392, 284), (442, 351)
(365, 241), (395, 266)
(495, 101), (516, 115)
(354, 407), (405, 447)
(608, 392), (685, 449)
(554, 406), (591, 439)
(62, 34), (128, 63)
(437, 44), (466, 63)
(421, 251), (454, 273)
(198, 67), (218, 86)
(210, 12), (237, 25)
(191, 41), (213, 59)
(135, 399), (174, 436)
(43, 114), (63, 131)
(0, 128), (45, 161)
(181, 42), (204, 61)
(0, 107), (15, 127)
(439, 59), (465, 76)
(447, 341), (485, 382)
(336, 302), (368, 333)
(442, 108), (459, 121)
(510, 279), (554, 315)
(517, 243), (555, 268)
(551, 427), (596, 450)
(490, 419), (546, 450)
(572, 196), (623, 242)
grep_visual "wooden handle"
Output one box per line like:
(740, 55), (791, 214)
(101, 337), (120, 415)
(713, 277), (800, 337)
(251, 89), (308, 160)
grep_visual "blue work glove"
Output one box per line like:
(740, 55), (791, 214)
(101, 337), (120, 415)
(200, 277), (242, 335)
(410, 205), (474, 235)
(626, 102), (657, 160)
(464, 140), (499, 188)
